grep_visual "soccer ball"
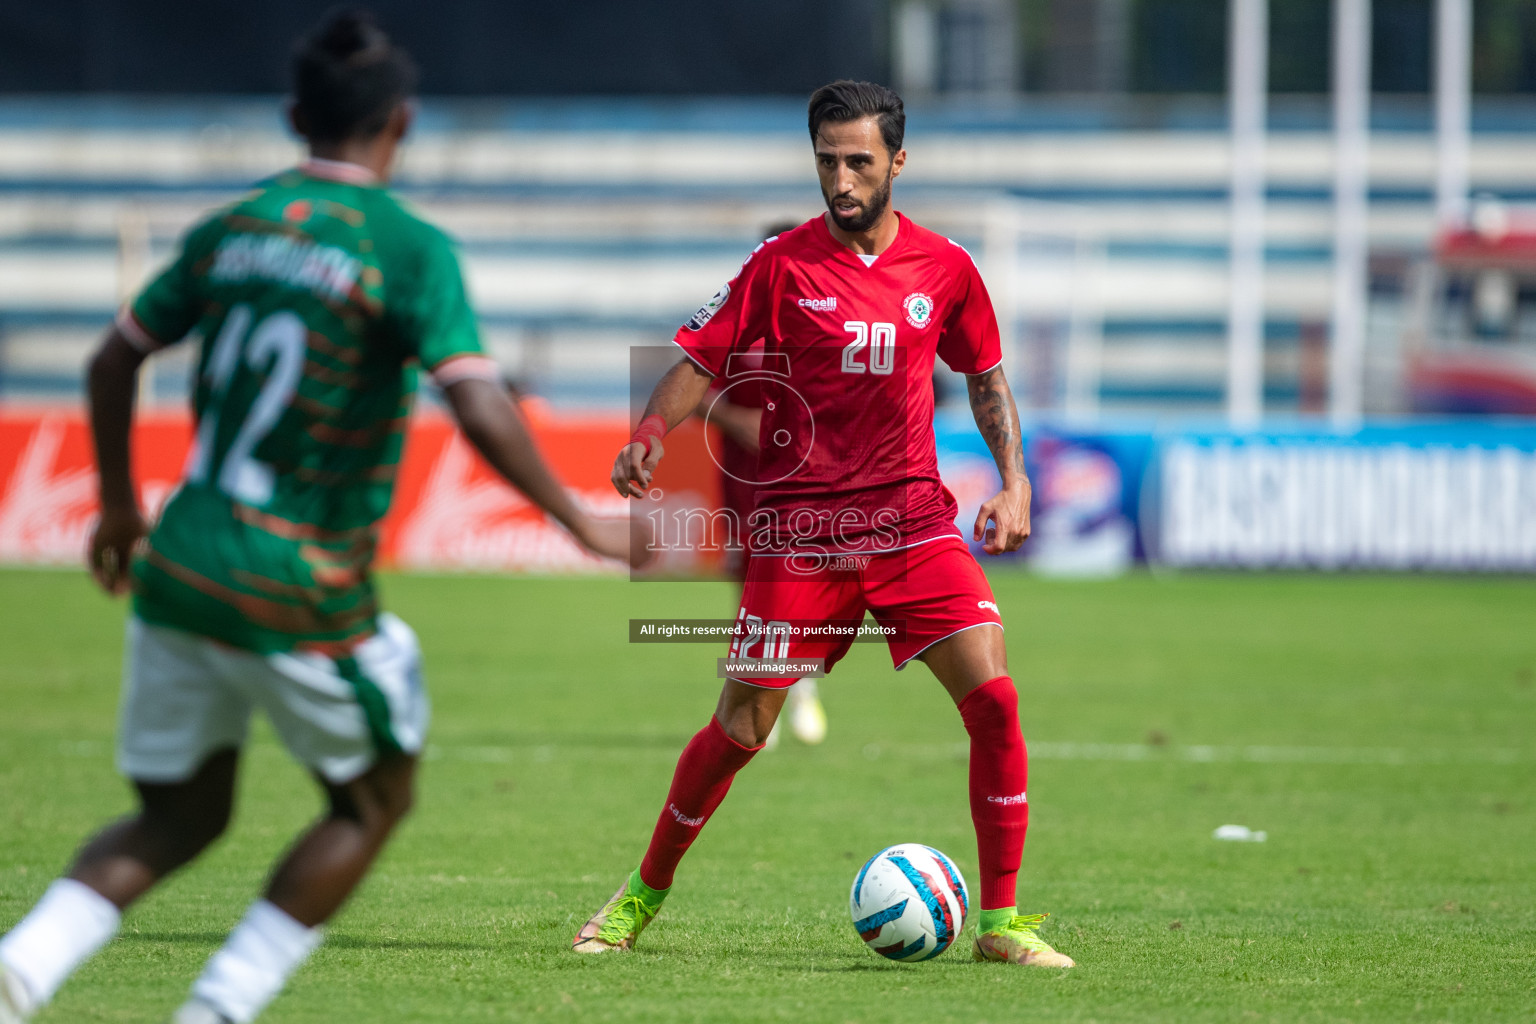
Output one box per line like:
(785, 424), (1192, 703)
(849, 843), (969, 962)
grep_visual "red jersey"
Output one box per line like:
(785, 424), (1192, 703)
(675, 213), (1001, 556)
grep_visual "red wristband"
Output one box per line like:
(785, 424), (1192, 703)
(628, 414), (668, 456)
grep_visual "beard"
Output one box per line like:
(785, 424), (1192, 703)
(823, 171), (892, 233)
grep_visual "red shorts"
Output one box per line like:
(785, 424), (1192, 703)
(726, 536), (1003, 687)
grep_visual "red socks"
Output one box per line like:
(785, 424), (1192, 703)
(637, 683), (1024, 906)
(958, 676), (1029, 911)
(638, 716), (761, 890)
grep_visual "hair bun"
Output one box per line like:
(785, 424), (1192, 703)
(314, 8), (385, 60)
(292, 5), (416, 141)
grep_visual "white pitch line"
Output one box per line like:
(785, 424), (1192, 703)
(421, 740), (1530, 767)
(877, 740), (1528, 765)
(854, 741), (1531, 765)
(41, 739), (1530, 767)
(1029, 742), (1527, 765)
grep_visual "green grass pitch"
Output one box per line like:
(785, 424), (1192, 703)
(1, 567), (1533, 1023)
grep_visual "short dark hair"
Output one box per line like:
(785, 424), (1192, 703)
(807, 80), (905, 156)
(292, 8), (418, 144)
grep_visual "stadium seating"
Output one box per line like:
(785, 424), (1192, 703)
(5, 96), (1536, 413)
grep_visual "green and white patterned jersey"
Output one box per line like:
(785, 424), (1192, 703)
(120, 159), (492, 655)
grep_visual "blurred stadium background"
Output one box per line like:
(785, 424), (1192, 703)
(4, 11), (1535, 1021)
(2, 0), (1535, 577)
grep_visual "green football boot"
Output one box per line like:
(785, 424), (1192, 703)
(972, 912), (1077, 968)
(571, 868), (668, 953)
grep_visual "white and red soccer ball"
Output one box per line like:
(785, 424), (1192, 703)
(849, 843), (969, 962)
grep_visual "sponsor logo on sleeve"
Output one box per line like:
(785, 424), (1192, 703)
(684, 282), (731, 331)
(903, 292), (934, 329)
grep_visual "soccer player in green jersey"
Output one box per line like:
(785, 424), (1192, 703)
(0, 12), (630, 1024)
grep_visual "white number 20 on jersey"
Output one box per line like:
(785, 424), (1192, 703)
(841, 321), (896, 375)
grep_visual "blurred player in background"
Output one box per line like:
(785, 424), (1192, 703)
(0, 11), (629, 1024)
(579, 81), (1074, 968)
(694, 219), (828, 749)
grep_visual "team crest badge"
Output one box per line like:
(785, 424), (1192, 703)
(903, 291), (934, 329)
(685, 282), (731, 331)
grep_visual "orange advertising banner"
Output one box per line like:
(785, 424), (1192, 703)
(0, 407), (722, 573)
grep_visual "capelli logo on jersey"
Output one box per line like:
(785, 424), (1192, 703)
(978, 600), (999, 613)
(796, 296), (838, 312)
(668, 803), (706, 827)
(986, 791), (1027, 806)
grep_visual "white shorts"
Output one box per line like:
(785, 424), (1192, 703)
(117, 613), (429, 785)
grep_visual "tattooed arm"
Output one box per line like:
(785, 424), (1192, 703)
(965, 365), (1032, 554)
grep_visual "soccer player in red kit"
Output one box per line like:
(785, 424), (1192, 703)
(574, 81), (1074, 968)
